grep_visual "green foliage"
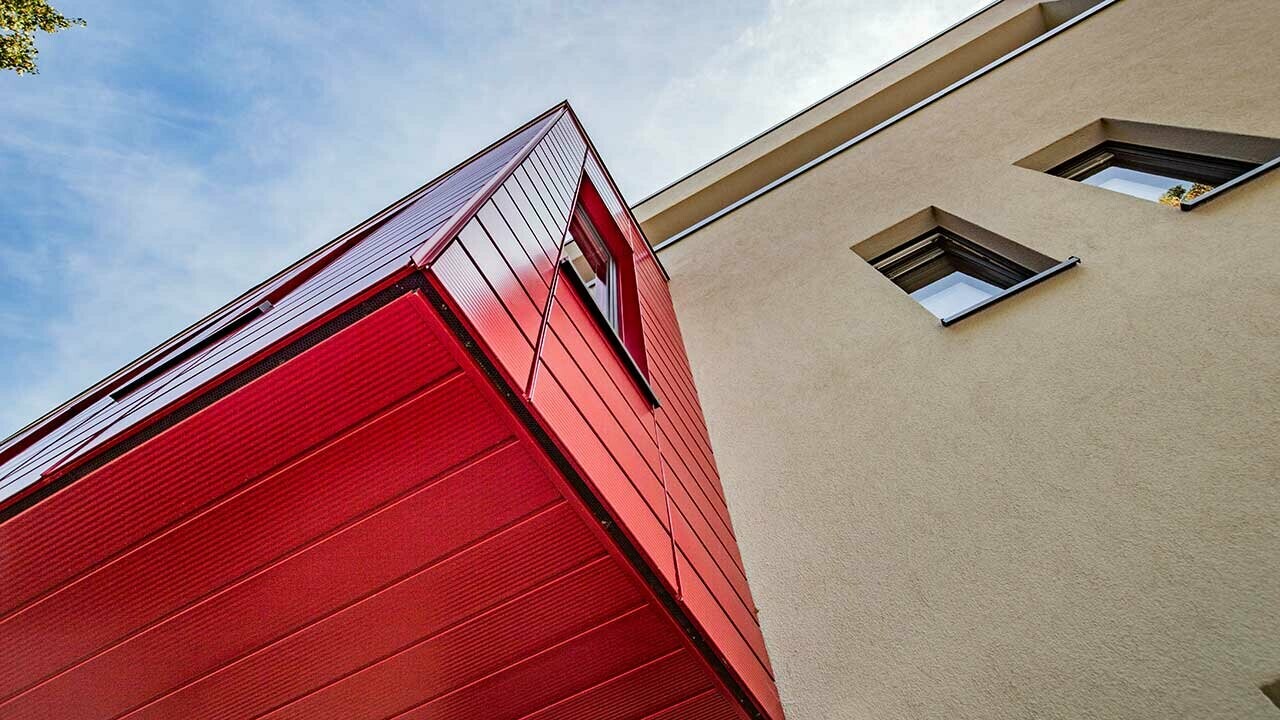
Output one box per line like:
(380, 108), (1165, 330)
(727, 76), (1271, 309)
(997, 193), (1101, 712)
(1, 0), (84, 75)
(1158, 182), (1214, 207)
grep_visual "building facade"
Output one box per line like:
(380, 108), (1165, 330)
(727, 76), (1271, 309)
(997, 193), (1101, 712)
(2, 1), (1278, 719)
(0, 107), (781, 719)
(634, 0), (1280, 718)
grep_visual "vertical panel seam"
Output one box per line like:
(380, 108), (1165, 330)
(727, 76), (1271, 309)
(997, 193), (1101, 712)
(526, 147), (590, 400)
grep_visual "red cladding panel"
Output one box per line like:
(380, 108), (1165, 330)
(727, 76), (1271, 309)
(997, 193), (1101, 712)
(540, 294), (664, 521)
(565, 112), (782, 718)
(255, 560), (649, 720)
(0, 294), (457, 615)
(429, 108), (784, 718)
(431, 240), (536, 387)
(524, 360), (678, 589)
(2, 106), (780, 720)
(392, 606), (681, 720)
(122, 503), (602, 720)
(679, 553), (784, 720)
(642, 690), (746, 720)
(1, 437), (555, 719)
(0, 373), (516, 702)
(518, 650), (711, 720)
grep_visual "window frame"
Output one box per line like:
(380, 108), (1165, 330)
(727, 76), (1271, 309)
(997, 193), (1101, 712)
(1049, 141), (1259, 206)
(567, 204), (620, 332)
(870, 227), (1079, 326)
(557, 180), (660, 407)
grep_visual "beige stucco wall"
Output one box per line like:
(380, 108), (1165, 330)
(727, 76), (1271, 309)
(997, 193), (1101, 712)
(653, 1), (1280, 718)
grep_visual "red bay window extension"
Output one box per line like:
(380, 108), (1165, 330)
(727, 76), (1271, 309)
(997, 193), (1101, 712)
(0, 102), (783, 720)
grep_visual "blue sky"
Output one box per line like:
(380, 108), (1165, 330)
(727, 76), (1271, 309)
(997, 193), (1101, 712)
(0, 0), (985, 437)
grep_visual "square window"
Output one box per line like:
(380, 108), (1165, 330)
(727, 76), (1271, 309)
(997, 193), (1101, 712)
(870, 229), (1036, 321)
(1049, 142), (1257, 207)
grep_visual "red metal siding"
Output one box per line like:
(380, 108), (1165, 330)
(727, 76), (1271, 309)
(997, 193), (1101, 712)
(423, 107), (782, 719)
(567, 114), (783, 720)
(0, 103), (779, 720)
(0, 289), (746, 720)
(0, 293), (457, 616)
(636, 247), (785, 720)
(0, 108), (558, 508)
(425, 111), (680, 595)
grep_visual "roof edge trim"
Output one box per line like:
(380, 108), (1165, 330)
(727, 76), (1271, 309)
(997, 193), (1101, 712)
(632, 0), (1006, 207)
(0, 102), (570, 459)
(653, 0), (1121, 253)
(411, 103), (568, 267)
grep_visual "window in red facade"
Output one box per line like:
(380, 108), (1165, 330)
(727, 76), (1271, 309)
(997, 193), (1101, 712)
(558, 179), (657, 406)
(564, 205), (619, 332)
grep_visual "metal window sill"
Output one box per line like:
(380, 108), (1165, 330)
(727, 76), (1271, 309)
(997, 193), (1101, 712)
(1180, 155), (1280, 211)
(940, 256), (1080, 326)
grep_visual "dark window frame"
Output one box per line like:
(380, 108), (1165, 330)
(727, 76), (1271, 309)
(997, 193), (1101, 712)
(871, 229), (1034, 294)
(1049, 141), (1260, 207)
(870, 227), (1079, 326)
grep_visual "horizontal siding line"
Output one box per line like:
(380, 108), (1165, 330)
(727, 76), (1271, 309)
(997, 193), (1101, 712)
(635, 687), (724, 720)
(676, 544), (776, 682)
(504, 180), (561, 261)
(491, 189), (556, 272)
(664, 470), (744, 584)
(535, 342), (667, 524)
(512, 166), (565, 248)
(445, 238), (670, 539)
(477, 202), (552, 283)
(19, 210), (477, 475)
(376, 603), (657, 720)
(0, 431), (525, 705)
(467, 206), (660, 457)
(523, 158), (572, 223)
(637, 329), (709, 435)
(530, 143), (574, 208)
(665, 460), (746, 581)
(523, 136), (586, 406)
(659, 427), (736, 538)
(111, 498), (588, 720)
(509, 648), (692, 720)
(643, 336), (717, 452)
(0, 103), (551, 469)
(657, 406), (729, 512)
(562, 106), (671, 281)
(196, 545), (614, 720)
(541, 122), (580, 183)
(539, 313), (662, 488)
(0, 365), (469, 626)
(672, 502), (758, 625)
(412, 108), (563, 267)
(549, 292), (655, 439)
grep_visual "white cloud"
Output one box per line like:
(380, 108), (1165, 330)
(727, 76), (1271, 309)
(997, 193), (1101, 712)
(0, 0), (988, 436)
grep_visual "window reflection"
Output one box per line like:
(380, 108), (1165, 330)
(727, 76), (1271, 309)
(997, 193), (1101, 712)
(564, 206), (618, 331)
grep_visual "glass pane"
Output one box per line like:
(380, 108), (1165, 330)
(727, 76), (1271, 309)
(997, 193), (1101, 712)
(909, 271), (1003, 319)
(1082, 166), (1213, 205)
(564, 216), (618, 330)
(563, 237), (597, 284)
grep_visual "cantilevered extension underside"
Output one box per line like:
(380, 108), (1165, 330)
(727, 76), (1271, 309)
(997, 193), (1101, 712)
(0, 104), (782, 720)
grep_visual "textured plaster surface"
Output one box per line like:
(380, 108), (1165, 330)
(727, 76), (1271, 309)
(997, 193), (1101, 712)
(654, 1), (1280, 718)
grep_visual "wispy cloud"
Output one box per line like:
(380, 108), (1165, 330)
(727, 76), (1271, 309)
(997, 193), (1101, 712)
(0, 0), (986, 436)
